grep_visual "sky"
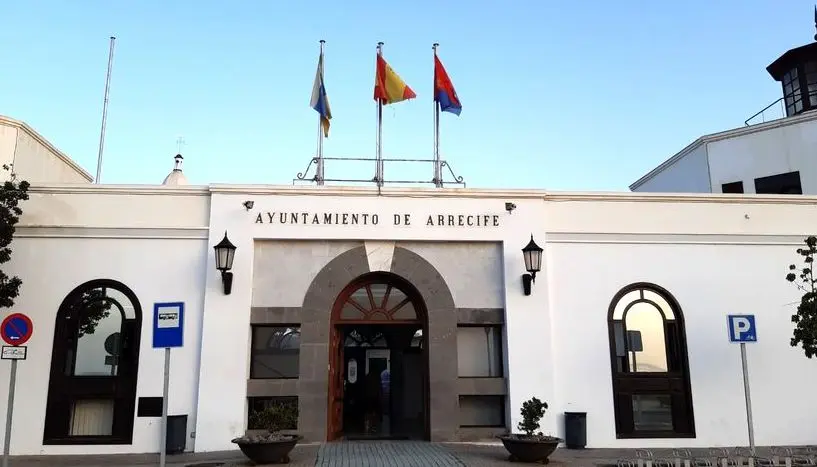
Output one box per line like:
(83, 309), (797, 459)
(0, 1), (814, 191)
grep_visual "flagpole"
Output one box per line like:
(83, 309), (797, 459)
(432, 43), (442, 188)
(376, 42), (384, 188)
(316, 39), (326, 186)
(95, 36), (116, 184)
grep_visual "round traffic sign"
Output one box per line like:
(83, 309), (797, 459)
(104, 332), (120, 355)
(0, 313), (33, 346)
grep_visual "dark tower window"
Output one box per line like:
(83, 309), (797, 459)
(805, 61), (817, 107)
(782, 68), (803, 115)
(766, 13), (817, 116)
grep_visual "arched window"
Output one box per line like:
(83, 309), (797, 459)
(608, 283), (694, 438)
(43, 280), (142, 445)
(335, 280), (422, 323)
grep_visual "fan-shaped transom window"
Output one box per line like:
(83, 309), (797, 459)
(338, 281), (419, 322)
(611, 287), (678, 374)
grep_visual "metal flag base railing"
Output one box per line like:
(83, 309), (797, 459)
(293, 156), (466, 187)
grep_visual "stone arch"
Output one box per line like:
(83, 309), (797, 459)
(295, 244), (457, 442)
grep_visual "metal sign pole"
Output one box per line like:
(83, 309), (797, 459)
(740, 342), (755, 455)
(160, 347), (170, 467)
(2, 359), (17, 467)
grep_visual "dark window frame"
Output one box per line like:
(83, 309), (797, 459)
(783, 67), (804, 115)
(458, 395), (506, 428)
(721, 181), (744, 194)
(43, 279), (142, 445)
(456, 324), (505, 379)
(607, 283), (695, 439)
(754, 171), (803, 195)
(249, 325), (301, 380)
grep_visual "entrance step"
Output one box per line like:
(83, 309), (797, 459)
(316, 441), (465, 466)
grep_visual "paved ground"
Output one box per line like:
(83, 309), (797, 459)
(4, 441), (814, 466)
(316, 441), (463, 466)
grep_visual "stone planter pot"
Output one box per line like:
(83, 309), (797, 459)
(231, 433), (302, 464)
(497, 434), (561, 464)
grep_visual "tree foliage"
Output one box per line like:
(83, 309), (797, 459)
(0, 165), (29, 310)
(786, 236), (817, 357)
(66, 288), (114, 338)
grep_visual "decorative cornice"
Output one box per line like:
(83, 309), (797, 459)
(24, 183), (817, 205)
(27, 184), (210, 195)
(629, 111), (817, 190)
(543, 191), (817, 204)
(0, 115), (94, 182)
(545, 232), (810, 245)
(15, 225), (209, 239)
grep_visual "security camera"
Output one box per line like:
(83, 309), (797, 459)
(505, 202), (516, 213)
(243, 200), (255, 210)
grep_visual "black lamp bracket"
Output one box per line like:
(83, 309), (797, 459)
(522, 271), (537, 296)
(221, 270), (233, 295)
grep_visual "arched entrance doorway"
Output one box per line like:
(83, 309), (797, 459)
(327, 272), (429, 441)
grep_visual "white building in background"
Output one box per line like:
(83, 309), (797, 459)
(0, 115), (92, 184)
(1, 30), (817, 459)
(631, 30), (817, 195)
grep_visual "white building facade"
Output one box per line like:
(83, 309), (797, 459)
(0, 165), (815, 456)
(629, 112), (817, 195)
(631, 30), (817, 196)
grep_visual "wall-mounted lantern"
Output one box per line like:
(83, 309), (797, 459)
(213, 231), (237, 295)
(522, 234), (543, 296)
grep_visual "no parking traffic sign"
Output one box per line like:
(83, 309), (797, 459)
(0, 313), (33, 346)
(2, 312), (32, 466)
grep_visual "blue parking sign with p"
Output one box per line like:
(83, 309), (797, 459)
(728, 315), (757, 343)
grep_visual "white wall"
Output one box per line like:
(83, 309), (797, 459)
(0, 124), (17, 174)
(543, 194), (817, 448)
(12, 129), (91, 184)
(0, 236), (208, 455)
(0, 116), (93, 184)
(9, 182), (817, 454)
(21, 186), (210, 229)
(707, 117), (817, 194)
(195, 190), (552, 451)
(632, 145), (711, 193)
(251, 240), (361, 307)
(397, 241), (504, 309)
(547, 239), (813, 448)
(252, 240), (502, 309)
(0, 185), (211, 455)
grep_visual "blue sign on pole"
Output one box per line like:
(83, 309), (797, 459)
(727, 314), (757, 343)
(153, 302), (184, 348)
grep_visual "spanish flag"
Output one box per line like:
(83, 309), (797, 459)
(374, 54), (416, 105)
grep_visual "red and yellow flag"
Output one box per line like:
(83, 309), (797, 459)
(374, 55), (416, 105)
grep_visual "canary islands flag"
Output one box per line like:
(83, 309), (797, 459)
(434, 55), (461, 116)
(311, 52), (331, 137)
(374, 55), (416, 105)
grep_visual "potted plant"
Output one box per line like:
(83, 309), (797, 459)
(498, 397), (562, 464)
(231, 399), (302, 464)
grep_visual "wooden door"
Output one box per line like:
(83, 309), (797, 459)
(327, 326), (344, 440)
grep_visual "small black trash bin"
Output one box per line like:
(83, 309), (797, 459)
(564, 412), (586, 449)
(166, 414), (188, 454)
